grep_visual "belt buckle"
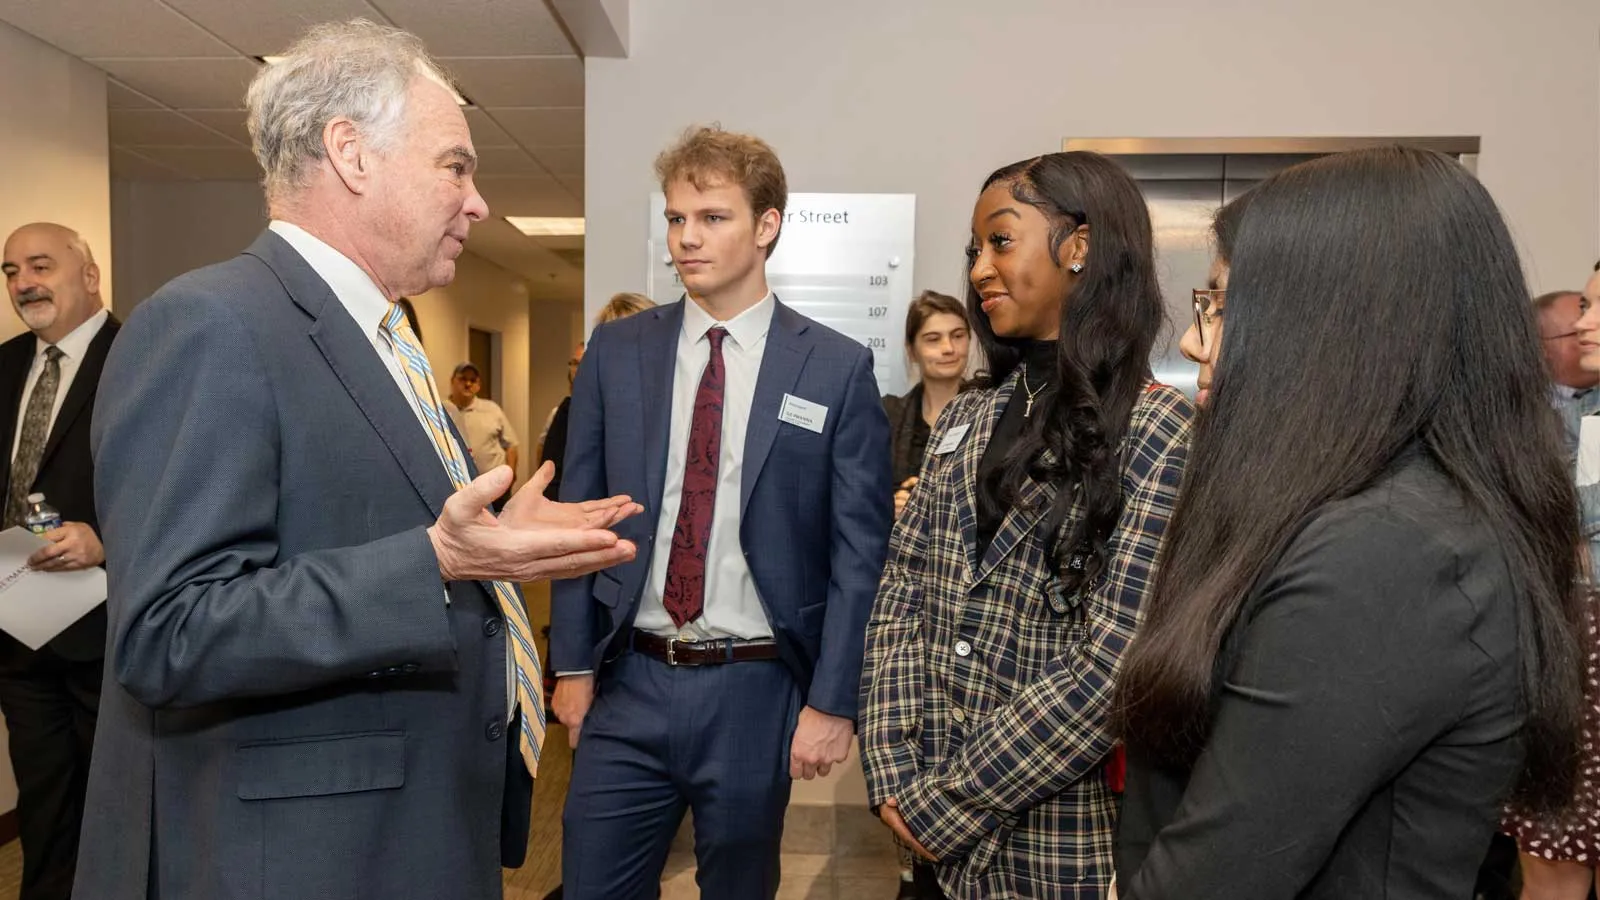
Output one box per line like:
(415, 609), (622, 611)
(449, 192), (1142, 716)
(666, 637), (678, 667)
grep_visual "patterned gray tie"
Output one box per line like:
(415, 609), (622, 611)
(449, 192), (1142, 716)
(5, 346), (64, 528)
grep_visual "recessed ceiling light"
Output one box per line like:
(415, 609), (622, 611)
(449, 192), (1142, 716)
(253, 55), (472, 106)
(505, 217), (585, 237)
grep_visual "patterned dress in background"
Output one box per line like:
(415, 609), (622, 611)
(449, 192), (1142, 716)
(1504, 389), (1600, 863)
(1504, 590), (1600, 863)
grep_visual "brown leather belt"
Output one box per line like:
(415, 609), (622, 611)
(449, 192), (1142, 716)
(630, 630), (780, 666)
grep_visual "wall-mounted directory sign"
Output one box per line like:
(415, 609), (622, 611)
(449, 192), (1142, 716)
(646, 192), (917, 397)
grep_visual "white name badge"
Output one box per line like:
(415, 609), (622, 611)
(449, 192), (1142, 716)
(933, 424), (971, 455)
(779, 394), (828, 434)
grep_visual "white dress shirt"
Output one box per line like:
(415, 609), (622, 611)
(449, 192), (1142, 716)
(269, 220), (515, 718)
(10, 308), (110, 465)
(635, 294), (776, 641)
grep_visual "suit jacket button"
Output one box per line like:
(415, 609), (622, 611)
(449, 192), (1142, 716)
(484, 618), (503, 637)
(954, 640), (973, 658)
(401, 663), (420, 674)
(486, 720), (505, 741)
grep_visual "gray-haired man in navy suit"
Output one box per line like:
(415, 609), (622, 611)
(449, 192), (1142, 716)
(75, 20), (640, 900)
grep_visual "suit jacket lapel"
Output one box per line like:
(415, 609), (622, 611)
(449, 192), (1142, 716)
(0, 339), (32, 496)
(976, 451), (1059, 585)
(947, 376), (1009, 583)
(245, 231), (455, 516)
(741, 299), (812, 516)
(639, 302), (683, 518)
(37, 318), (119, 473)
(948, 371), (1064, 585)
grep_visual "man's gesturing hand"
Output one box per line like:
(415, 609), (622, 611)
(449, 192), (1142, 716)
(429, 463), (642, 583)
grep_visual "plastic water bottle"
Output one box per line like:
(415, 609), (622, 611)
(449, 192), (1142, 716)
(23, 494), (60, 535)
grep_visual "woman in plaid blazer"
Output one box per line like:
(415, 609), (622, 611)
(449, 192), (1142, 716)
(860, 152), (1192, 900)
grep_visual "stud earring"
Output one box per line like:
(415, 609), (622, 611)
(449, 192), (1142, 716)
(1070, 263), (1084, 274)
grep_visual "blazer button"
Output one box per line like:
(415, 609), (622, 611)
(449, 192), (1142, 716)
(486, 720), (505, 741)
(951, 707), (966, 723)
(484, 618), (503, 637)
(954, 640), (973, 658)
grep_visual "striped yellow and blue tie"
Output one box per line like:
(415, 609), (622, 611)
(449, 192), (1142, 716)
(380, 303), (546, 777)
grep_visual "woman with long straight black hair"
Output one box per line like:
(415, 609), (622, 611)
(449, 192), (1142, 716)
(860, 151), (1192, 900)
(1113, 146), (1585, 899)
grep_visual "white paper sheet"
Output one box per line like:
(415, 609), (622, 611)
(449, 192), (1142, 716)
(0, 527), (105, 650)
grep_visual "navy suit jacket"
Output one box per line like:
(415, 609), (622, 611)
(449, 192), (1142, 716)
(76, 231), (526, 900)
(551, 297), (892, 720)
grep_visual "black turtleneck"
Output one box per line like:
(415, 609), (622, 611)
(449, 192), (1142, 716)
(975, 339), (1058, 557)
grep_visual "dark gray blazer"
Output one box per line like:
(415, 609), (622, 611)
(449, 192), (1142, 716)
(74, 231), (526, 900)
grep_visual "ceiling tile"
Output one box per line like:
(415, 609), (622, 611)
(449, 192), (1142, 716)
(558, 175), (584, 199)
(107, 79), (160, 110)
(492, 108), (583, 149)
(475, 148), (547, 178)
(443, 56), (582, 108)
(530, 145), (583, 178)
(462, 220), (583, 296)
(109, 109), (240, 148)
(110, 148), (193, 181)
(477, 176), (581, 218)
(0, 0), (238, 58)
(373, 0), (573, 56)
(181, 110), (252, 146)
(161, 0), (385, 57)
(130, 147), (263, 180)
(91, 58), (263, 110)
(463, 109), (517, 149)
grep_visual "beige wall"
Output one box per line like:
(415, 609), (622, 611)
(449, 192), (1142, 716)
(408, 252), (538, 487)
(585, 0), (1600, 317)
(0, 18), (112, 342)
(0, 16), (113, 816)
(111, 180), (265, 315)
(584, 0), (1600, 806)
(107, 181), (576, 488)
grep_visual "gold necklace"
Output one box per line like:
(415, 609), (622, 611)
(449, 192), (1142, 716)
(1020, 368), (1047, 418)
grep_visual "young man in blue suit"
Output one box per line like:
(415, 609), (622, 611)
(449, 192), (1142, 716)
(553, 126), (893, 899)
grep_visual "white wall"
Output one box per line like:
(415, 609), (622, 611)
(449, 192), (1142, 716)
(585, 0), (1600, 806)
(110, 180), (265, 315)
(0, 17), (112, 817)
(585, 0), (1600, 318)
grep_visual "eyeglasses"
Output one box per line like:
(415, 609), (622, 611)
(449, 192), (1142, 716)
(1192, 288), (1226, 347)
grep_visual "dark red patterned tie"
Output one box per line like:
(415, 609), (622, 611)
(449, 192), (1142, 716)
(663, 327), (727, 627)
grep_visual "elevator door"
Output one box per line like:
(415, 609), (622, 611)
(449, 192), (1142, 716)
(1066, 138), (1481, 398)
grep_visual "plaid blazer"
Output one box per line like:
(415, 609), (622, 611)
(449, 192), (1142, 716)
(860, 372), (1192, 899)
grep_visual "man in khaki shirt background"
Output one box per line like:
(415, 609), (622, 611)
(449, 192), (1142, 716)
(446, 361), (520, 510)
